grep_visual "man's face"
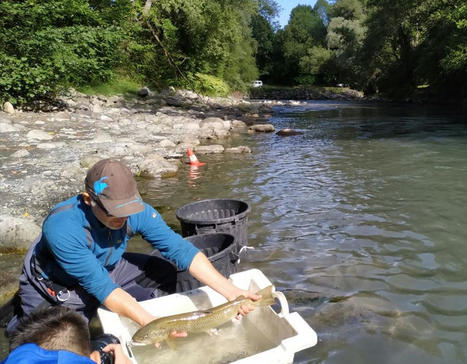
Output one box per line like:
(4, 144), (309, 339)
(90, 200), (128, 230)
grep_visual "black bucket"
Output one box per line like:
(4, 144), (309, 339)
(176, 233), (238, 291)
(150, 233), (238, 292)
(176, 199), (250, 253)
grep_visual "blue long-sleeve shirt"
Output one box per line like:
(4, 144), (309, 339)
(1, 343), (95, 364)
(35, 195), (199, 303)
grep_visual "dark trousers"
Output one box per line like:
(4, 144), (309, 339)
(6, 240), (177, 335)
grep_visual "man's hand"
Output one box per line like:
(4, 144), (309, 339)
(102, 343), (133, 364)
(228, 288), (261, 318)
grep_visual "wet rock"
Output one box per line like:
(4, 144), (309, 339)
(276, 128), (303, 136)
(200, 117), (230, 134)
(137, 154), (180, 178)
(195, 145), (225, 154)
(231, 120), (247, 129)
(225, 146), (251, 153)
(0, 215), (41, 253)
(3, 101), (15, 114)
(249, 124), (275, 133)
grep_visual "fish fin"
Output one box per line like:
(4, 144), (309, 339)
(165, 337), (177, 350)
(255, 285), (275, 306)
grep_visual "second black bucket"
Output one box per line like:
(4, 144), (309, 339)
(176, 199), (250, 253)
(176, 233), (238, 291)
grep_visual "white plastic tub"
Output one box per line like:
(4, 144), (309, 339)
(97, 269), (317, 363)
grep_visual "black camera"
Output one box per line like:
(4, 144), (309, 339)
(91, 333), (121, 364)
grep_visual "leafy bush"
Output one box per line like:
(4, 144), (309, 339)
(180, 73), (230, 97)
(0, 1), (128, 104)
(295, 74), (316, 86)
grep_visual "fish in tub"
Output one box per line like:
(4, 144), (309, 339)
(131, 286), (275, 347)
(98, 269), (318, 364)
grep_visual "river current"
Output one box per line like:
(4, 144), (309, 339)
(2, 101), (467, 363)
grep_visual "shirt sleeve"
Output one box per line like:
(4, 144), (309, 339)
(129, 203), (200, 270)
(42, 214), (118, 303)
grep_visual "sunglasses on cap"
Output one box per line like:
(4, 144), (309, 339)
(90, 198), (115, 218)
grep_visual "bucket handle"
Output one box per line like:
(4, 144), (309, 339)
(272, 290), (289, 317)
(229, 250), (239, 263)
(194, 225), (216, 234)
(234, 246), (254, 264)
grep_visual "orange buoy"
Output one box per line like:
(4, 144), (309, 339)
(187, 148), (205, 167)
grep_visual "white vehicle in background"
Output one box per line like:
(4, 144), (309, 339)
(251, 80), (263, 88)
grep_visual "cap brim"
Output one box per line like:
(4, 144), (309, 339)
(100, 194), (145, 217)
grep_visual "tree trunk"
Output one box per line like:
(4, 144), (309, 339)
(143, 0), (152, 16)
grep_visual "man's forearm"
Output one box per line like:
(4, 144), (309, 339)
(103, 287), (154, 326)
(188, 252), (241, 301)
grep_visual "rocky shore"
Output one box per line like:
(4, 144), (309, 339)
(0, 88), (284, 254)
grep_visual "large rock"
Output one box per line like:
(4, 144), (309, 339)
(249, 124), (275, 133)
(194, 145), (225, 154)
(276, 128), (303, 136)
(200, 117), (229, 130)
(3, 101), (15, 114)
(231, 120), (247, 129)
(137, 87), (149, 97)
(137, 154), (180, 178)
(0, 215), (41, 253)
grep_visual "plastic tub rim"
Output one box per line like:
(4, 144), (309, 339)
(176, 198), (251, 225)
(184, 232), (237, 262)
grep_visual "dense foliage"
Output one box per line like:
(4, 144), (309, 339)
(0, 0), (465, 104)
(252, 0), (466, 100)
(0, 0), (262, 104)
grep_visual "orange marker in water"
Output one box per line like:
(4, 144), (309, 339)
(187, 148), (205, 167)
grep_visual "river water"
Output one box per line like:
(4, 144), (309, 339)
(2, 101), (467, 363)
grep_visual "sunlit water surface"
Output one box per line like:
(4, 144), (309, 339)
(2, 101), (467, 363)
(137, 101), (467, 364)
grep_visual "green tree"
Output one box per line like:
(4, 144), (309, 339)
(281, 5), (327, 84)
(360, 0), (466, 98)
(325, 0), (367, 86)
(0, 0), (133, 104)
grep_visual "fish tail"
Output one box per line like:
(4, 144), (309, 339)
(255, 285), (275, 306)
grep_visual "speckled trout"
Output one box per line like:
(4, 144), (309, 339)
(131, 285), (275, 346)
